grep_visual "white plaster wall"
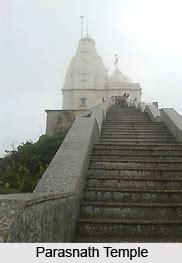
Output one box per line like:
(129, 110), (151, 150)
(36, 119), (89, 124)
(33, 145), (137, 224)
(62, 87), (141, 110)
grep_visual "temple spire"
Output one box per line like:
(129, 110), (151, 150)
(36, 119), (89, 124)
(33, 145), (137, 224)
(80, 16), (84, 39)
(87, 20), (89, 35)
(114, 54), (119, 69)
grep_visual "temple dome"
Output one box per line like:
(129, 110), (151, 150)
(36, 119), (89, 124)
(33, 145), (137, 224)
(107, 68), (132, 84)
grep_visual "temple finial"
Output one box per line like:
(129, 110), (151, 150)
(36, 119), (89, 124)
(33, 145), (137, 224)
(87, 20), (89, 35)
(80, 16), (84, 39)
(114, 54), (119, 69)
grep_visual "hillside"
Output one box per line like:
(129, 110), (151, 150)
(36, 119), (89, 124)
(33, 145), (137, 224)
(0, 133), (66, 193)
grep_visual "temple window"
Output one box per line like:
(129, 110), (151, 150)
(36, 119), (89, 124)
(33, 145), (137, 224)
(80, 98), (87, 106)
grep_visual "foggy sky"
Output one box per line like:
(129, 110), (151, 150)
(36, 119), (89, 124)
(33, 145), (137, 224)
(1, 0), (182, 156)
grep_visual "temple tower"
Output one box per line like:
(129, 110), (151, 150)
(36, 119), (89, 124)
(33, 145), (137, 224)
(62, 35), (142, 110)
(46, 35), (142, 135)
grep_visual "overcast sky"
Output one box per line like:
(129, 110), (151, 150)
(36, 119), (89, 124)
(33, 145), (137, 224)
(1, 0), (182, 156)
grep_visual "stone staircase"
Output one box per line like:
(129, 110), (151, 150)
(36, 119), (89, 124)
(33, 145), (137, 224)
(75, 106), (182, 242)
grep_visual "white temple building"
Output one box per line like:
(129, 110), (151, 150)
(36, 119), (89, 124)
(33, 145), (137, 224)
(62, 34), (142, 110)
(46, 35), (142, 135)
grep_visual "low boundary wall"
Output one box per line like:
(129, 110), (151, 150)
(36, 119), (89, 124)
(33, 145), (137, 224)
(0, 193), (73, 242)
(161, 108), (182, 142)
(137, 102), (182, 142)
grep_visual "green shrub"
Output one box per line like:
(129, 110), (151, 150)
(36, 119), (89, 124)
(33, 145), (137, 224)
(0, 133), (66, 192)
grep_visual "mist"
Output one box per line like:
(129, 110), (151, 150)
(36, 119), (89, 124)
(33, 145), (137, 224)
(0, 0), (182, 156)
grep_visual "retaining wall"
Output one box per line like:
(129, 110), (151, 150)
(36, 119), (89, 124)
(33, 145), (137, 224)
(161, 108), (182, 142)
(138, 102), (182, 142)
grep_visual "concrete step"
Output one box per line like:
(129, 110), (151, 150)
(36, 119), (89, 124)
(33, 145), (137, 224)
(107, 116), (150, 121)
(100, 135), (174, 142)
(84, 188), (182, 203)
(106, 118), (151, 121)
(103, 121), (165, 124)
(76, 218), (182, 239)
(86, 176), (182, 190)
(75, 106), (182, 242)
(91, 154), (182, 162)
(100, 139), (176, 144)
(106, 117), (149, 119)
(100, 139), (175, 145)
(74, 234), (182, 243)
(102, 125), (167, 128)
(102, 123), (166, 127)
(101, 130), (171, 135)
(106, 113), (149, 116)
(88, 168), (182, 178)
(107, 114), (148, 116)
(101, 128), (169, 132)
(101, 136), (174, 140)
(94, 143), (182, 150)
(90, 161), (182, 170)
(103, 121), (162, 125)
(107, 111), (148, 114)
(93, 148), (182, 155)
(80, 202), (182, 220)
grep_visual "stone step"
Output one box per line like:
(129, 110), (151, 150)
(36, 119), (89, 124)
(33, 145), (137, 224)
(88, 168), (182, 178)
(106, 117), (149, 120)
(100, 139), (175, 145)
(102, 128), (169, 133)
(80, 202), (182, 219)
(107, 111), (144, 113)
(101, 130), (171, 135)
(107, 116), (145, 118)
(106, 119), (151, 121)
(91, 154), (182, 162)
(100, 137), (175, 141)
(101, 134), (174, 140)
(107, 113), (148, 116)
(93, 148), (182, 155)
(74, 234), (182, 243)
(90, 161), (182, 170)
(94, 143), (182, 150)
(105, 121), (152, 124)
(84, 188), (182, 203)
(107, 111), (146, 113)
(106, 114), (149, 117)
(102, 125), (167, 128)
(102, 131), (172, 135)
(106, 118), (150, 121)
(86, 176), (182, 190)
(103, 123), (166, 126)
(103, 121), (162, 125)
(75, 106), (182, 242)
(107, 113), (143, 115)
(103, 121), (165, 124)
(100, 139), (176, 144)
(76, 218), (182, 239)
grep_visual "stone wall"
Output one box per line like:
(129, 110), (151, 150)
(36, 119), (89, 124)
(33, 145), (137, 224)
(137, 101), (182, 142)
(45, 109), (90, 135)
(0, 193), (73, 242)
(161, 108), (182, 142)
(144, 104), (161, 122)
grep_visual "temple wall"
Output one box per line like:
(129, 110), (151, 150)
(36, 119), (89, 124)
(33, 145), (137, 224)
(45, 109), (90, 135)
(62, 85), (141, 111)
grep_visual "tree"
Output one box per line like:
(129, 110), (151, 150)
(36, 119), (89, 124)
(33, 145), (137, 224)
(0, 133), (66, 192)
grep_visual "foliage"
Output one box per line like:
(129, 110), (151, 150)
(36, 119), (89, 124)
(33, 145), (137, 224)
(0, 133), (66, 192)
